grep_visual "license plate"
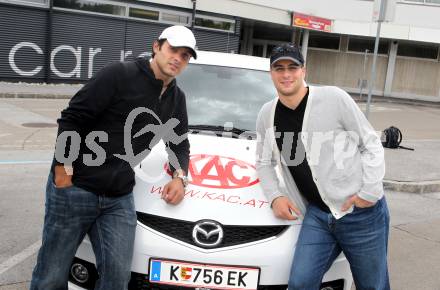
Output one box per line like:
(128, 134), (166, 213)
(149, 258), (260, 289)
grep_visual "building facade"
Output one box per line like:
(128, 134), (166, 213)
(1, 0), (440, 102)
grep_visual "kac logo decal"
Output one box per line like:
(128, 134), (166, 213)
(166, 154), (259, 189)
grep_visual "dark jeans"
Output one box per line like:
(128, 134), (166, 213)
(288, 198), (390, 290)
(30, 174), (137, 290)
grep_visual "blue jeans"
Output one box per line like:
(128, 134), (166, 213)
(30, 174), (137, 290)
(288, 198), (390, 290)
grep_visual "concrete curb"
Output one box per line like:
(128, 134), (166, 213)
(383, 179), (440, 194)
(352, 95), (440, 108)
(2, 87), (440, 107)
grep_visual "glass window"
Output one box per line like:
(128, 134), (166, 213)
(348, 37), (389, 54)
(53, 0), (126, 16)
(266, 44), (277, 58)
(161, 13), (189, 24)
(129, 7), (159, 21)
(426, 0), (440, 4)
(397, 42), (439, 59)
(308, 31), (340, 50)
(252, 44), (264, 57)
(195, 17), (235, 32)
(12, 0), (48, 4)
(177, 64), (276, 131)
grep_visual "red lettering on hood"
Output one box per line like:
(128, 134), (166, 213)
(165, 154), (259, 189)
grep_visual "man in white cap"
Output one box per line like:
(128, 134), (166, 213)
(30, 25), (197, 290)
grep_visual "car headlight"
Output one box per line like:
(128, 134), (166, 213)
(70, 263), (89, 283)
(320, 278), (345, 290)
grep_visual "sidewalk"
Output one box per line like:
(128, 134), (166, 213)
(383, 141), (440, 193)
(1, 81), (440, 193)
(0, 82), (81, 99)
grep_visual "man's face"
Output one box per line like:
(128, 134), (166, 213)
(270, 59), (306, 97)
(152, 40), (192, 78)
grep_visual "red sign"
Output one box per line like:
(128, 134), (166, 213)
(165, 154), (259, 189)
(292, 12), (332, 32)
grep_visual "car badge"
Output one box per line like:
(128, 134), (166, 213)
(192, 220), (224, 248)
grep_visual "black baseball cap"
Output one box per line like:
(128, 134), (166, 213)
(270, 43), (305, 67)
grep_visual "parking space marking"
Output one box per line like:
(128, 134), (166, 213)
(358, 104), (402, 112)
(0, 161), (51, 165)
(0, 240), (41, 276)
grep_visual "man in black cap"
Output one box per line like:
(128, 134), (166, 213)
(256, 43), (390, 290)
(30, 25), (196, 290)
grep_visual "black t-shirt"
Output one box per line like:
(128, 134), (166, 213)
(274, 90), (330, 212)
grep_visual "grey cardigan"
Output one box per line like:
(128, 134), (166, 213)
(255, 85), (385, 219)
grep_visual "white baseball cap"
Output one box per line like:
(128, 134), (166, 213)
(158, 25), (197, 59)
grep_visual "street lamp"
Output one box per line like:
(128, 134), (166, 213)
(191, 0), (197, 31)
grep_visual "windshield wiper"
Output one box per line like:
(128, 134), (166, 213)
(188, 125), (255, 139)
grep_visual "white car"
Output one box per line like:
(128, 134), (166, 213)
(68, 51), (353, 290)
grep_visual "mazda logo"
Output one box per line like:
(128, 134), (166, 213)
(192, 220), (224, 248)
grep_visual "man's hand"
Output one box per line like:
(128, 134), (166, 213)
(54, 165), (73, 188)
(162, 178), (185, 205)
(271, 196), (301, 220)
(341, 194), (375, 212)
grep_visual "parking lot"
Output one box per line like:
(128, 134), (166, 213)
(0, 96), (440, 290)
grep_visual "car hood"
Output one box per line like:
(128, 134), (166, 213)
(134, 133), (300, 226)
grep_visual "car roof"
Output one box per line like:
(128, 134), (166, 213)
(190, 51), (270, 71)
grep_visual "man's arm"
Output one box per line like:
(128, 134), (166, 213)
(255, 106), (299, 220)
(337, 87), (385, 204)
(164, 92), (190, 175)
(162, 92), (190, 205)
(54, 62), (119, 186)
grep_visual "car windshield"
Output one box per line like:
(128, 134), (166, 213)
(177, 63), (277, 132)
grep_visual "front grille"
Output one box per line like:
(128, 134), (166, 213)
(136, 212), (288, 249)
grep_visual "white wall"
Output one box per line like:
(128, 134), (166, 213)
(141, 0), (440, 44)
(241, 0), (440, 28)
